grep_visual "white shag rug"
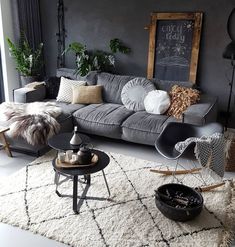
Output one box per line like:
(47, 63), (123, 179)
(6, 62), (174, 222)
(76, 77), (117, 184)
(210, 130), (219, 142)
(0, 150), (234, 247)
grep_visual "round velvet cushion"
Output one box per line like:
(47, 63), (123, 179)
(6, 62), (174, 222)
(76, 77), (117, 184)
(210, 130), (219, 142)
(121, 78), (155, 111)
(144, 90), (171, 114)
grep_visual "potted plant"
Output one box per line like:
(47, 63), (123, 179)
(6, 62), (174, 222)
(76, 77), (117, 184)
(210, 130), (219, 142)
(7, 36), (44, 86)
(63, 38), (130, 76)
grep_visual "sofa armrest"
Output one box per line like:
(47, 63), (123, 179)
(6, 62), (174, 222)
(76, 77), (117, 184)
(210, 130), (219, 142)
(13, 85), (46, 103)
(183, 95), (218, 125)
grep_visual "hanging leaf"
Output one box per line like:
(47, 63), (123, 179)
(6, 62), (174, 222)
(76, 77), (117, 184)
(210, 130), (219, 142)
(64, 38), (131, 76)
(110, 38), (131, 54)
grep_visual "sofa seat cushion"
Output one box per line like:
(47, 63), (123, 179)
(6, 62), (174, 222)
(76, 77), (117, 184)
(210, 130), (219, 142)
(44, 100), (84, 121)
(73, 103), (133, 138)
(121, 112), (179, 145)
(43, 100), (86, 132)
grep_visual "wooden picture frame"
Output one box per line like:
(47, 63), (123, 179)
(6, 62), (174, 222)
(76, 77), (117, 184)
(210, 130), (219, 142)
(147, 12), (203, 84)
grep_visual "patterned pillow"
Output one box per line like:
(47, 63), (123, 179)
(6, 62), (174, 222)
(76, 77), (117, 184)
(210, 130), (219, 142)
(121, 78), (155, 111)
(56, 77), (86, 103)
(167, 85), (200, 119)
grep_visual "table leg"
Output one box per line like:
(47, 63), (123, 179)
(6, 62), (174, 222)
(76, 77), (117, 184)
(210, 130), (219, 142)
(73, 175), (78, 214)
(0, 133), (12, 157)
(54, 172), (62, 197)
(84, 174), (91, 185)
(102, 170), (111, 197)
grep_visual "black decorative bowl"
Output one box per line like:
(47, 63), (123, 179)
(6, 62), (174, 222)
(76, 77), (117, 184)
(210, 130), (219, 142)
(155, 183), (203, 222)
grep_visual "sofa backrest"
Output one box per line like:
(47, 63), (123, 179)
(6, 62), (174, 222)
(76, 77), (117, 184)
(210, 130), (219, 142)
(56, 68), (98, 85)
(96, 72), (194, 104)
(55, 68), (194, 104)
(97, 72), (135, 104)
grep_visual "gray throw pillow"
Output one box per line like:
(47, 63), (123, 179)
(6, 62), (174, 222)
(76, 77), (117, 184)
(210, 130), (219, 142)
(121, 78), (155, 111)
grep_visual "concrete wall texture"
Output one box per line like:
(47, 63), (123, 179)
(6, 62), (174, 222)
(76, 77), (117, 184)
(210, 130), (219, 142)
(40, 0), (235, 126)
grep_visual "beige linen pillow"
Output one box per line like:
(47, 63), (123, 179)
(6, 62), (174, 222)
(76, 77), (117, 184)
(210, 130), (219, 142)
(72, 85), (103, 104)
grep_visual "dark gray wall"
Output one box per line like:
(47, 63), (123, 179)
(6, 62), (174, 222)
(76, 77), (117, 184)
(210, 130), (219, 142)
(40, 0), (235, 126)
(0, 50), (5, 102)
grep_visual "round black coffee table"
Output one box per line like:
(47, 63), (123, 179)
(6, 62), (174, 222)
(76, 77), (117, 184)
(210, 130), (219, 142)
(52, 149), (110, 213)
(48, 132), (90, 152)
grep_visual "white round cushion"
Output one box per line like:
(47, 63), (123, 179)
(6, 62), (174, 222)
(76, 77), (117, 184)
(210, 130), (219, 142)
(144, 90), (171, 114)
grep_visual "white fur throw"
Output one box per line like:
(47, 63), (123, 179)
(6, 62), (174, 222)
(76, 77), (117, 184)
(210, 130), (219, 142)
(0, 102), (62, 145)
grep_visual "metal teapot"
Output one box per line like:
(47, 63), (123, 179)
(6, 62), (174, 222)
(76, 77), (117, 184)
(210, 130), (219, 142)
(77, 144), (93, 165)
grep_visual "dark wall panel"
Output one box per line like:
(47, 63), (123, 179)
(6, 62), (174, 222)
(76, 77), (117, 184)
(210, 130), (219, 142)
(0, 50), (4, 103)
(40, 0), (235, 126)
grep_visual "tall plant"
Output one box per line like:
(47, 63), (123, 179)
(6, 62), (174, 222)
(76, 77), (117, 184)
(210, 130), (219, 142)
(7, 36), (43, 77)
(63, 38), (131, 76)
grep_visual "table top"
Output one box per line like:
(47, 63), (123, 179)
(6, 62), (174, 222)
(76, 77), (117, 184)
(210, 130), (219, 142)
(48, 132), (90, 151)
(52, 149), (110, 176)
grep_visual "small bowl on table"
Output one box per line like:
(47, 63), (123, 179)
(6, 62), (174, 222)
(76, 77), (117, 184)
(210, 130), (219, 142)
(155, 183), (203, 222)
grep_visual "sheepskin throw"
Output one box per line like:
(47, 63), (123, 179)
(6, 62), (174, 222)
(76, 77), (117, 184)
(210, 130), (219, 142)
(167, 85), (200, 119)
(0, 102), (61, 145)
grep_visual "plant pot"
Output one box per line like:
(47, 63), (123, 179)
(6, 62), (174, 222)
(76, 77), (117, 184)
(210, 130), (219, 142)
(20, 75), (41, 86)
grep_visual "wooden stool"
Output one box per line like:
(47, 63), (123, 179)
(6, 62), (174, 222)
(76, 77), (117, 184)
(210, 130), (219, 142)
(0, 127), (12, 157)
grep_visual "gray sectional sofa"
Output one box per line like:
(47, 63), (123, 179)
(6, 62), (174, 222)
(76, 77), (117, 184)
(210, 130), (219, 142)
(10, 68), (218, 156)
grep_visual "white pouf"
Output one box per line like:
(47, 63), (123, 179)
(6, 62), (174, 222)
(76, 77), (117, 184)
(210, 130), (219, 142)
(144, 90), (171, 114)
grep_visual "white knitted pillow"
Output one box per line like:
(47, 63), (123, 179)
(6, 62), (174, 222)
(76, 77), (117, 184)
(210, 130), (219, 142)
(56, 77), (86, 103)
(144, 90), (171, 114)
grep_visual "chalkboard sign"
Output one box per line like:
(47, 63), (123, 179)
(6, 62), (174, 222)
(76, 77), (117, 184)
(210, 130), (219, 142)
(147, 13), (203, 84)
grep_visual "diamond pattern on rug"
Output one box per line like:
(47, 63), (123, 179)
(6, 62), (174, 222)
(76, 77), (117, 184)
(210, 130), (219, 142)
(30, 212), (105, 247)
(142, 197), (222, 240)
(84, 172), (137, 210)
(111, 152), (163, 172)
(0, 167), (27, 196)
(27, 161), (55, 189)
(168, 228), (224, 246)
(94, 200), (167, 246)
(126, 169), (173, 198)
(0, 150), (234, 247)
(0, 191), (28, 228)
(26, 184), (88, 224)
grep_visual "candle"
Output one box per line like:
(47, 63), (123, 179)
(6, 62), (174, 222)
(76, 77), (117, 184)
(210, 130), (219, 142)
(66, 150), (73, 161)
(58, 152), (66, 162)
(71, 154), (78, 162)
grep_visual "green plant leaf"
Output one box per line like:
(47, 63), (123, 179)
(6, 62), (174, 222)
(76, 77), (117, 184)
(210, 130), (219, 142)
(110, 38), (131, 54)
(62, 42), (86, 56)
(65, 38), (131, 76)
(6, 35), (43, 76)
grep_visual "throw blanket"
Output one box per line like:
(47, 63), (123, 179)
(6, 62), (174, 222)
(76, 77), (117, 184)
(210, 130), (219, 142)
(0, 102), (62, 146)
(175, 133), (226, 177)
